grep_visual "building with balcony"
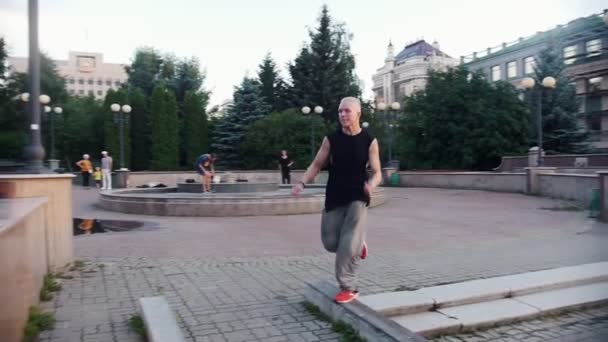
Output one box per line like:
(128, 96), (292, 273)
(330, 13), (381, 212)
(462, 10), (608, 150)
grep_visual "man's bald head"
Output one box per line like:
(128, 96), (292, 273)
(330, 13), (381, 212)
(339, 97), (361, 113)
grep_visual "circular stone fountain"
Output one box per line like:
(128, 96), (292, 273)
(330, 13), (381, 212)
(177, 181), (278, 193)
(99, 182), (388, 217)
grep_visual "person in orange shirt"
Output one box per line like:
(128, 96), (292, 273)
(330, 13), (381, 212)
(75, 154), (93, 189)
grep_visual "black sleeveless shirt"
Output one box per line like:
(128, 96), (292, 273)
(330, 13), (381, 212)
(325, 128), (375, 211)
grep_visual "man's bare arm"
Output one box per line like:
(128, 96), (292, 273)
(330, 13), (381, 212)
(300, 137), (330, 185)
(367, 139), (382, 188)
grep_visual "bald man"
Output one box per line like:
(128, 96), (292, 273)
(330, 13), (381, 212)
(293, 97), (382, 304)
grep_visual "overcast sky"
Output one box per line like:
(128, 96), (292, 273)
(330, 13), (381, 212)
(1, 0), (605, 107)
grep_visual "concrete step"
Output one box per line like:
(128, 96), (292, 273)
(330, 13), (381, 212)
(390, 281), (608, 338)
(359, 261), (608, 315)
(139, 296), (185, 342)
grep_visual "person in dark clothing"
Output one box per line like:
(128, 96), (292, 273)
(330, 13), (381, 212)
(292, 97), (382, 304)
(278, 150), (294, 184)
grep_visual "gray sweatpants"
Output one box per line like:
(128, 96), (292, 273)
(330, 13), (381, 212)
(321, 201), (368, 292)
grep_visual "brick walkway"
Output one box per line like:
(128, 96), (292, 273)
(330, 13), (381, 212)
(38, 187), (608, 341)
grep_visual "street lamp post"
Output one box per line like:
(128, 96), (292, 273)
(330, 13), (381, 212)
(22, 0), (45, 173)
(522, 76), (556, 167)
(21, 92), (54, 171)
(376, 101), (401, 166)
(301, 105), (324, 160)
(111, 103), (132, 170)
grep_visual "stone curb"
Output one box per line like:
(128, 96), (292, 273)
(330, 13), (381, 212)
(304, 280), (426, 342)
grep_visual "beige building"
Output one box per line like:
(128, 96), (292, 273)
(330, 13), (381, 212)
(8, 51), (127, 100)
(372, 39), (457, 104)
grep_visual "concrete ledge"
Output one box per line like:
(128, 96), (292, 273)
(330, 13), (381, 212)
(139, 296), (185, 342)
(397, 172), (526, 193)
(304, 281), (426, 342)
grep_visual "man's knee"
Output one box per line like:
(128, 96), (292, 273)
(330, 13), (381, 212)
(322, 237), (338, 253)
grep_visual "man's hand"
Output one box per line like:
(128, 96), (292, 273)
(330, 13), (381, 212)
(204, 171), (212, 177)
(292, 182), (304, 196)
(363, 182), (375, 196)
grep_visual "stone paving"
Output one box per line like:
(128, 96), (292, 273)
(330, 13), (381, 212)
(38, 187), (608, 341)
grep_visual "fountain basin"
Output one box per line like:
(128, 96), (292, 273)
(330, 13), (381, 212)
(98, 187), (388, 217)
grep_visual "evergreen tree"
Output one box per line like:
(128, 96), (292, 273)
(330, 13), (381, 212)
(288, 5), (360, 121)
(128, 88), (150, 170)
(125, 47), (163, 97)
(257, 53), (289, 112)
(183, 91), (209, 165)
(212, 78), (270, 168)
(532, 48), (590, 153)
(173, 58), (208, 167)
(173, 58), (205, 105)
(61, 96), (104, 169)
(149, 85), (179, 170)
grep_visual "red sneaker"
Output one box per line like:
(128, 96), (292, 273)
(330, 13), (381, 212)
(335, 290), (359, 304)
(361, 241), (368, 260)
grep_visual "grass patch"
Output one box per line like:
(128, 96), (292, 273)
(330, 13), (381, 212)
(55, 272), (74, 280)
(302, 301), (366, 342)
(128, 314), (147, 340)
(39, 273), (62, 302)
(23, 306), (55, 342)
(69, 259), (87, 271)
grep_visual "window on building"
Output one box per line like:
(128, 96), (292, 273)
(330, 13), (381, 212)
(507, 61), (517, 78)
(587, 116), (602, 131)
(491, 65), (501, 81)
(97, 79), (103, 85)
(69, 89), (75, 95)
(588, 77), (603, 92)
(586, 39), (602, 58)
(87, 79), (94, 85)
(524, 56), (535, 74)
(97, 90), (103, 96)
(69, 78), (75, 84)
(88, 90), (94, 96)
(563, 45), (577, 65)
(587, 96), (602, 114)
(114, 80), (121, 86)
(78, 78), (84, 85)
(78, 89), (84, 95)
(105, 80), (112, 86)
